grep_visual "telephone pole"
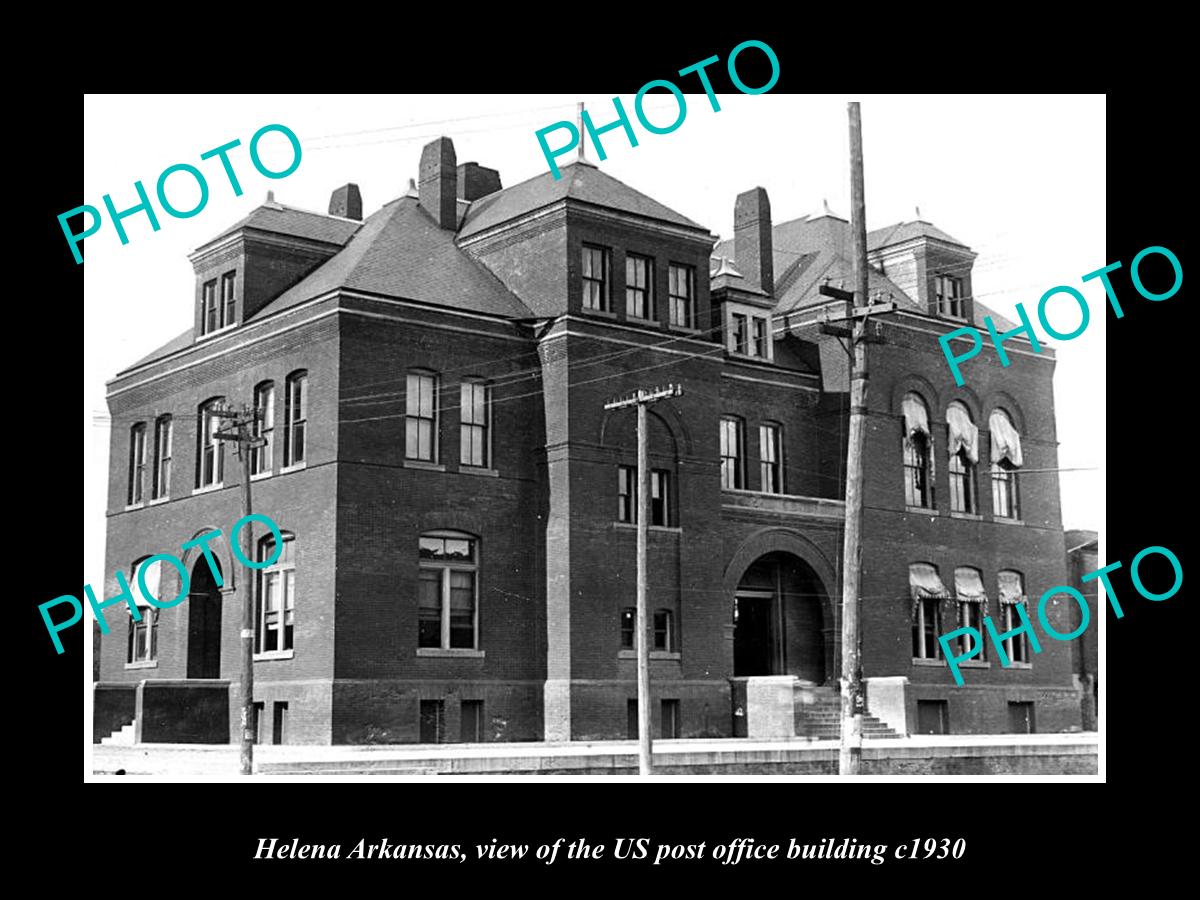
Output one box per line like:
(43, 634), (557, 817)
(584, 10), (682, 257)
(603, 384), (682, 776)
(214, 403), (266, 776)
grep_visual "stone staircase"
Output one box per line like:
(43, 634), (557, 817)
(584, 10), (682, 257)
(795, 686), (899, 739)
(101, 720), (137, 745)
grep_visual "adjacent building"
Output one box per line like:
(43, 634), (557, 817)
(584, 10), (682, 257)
(95, 135), (1084, 745)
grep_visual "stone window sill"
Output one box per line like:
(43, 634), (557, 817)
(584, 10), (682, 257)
(192, 482), (224, 496)
(403, 459), (446, 472)
(618, 650), (681, 661)
(195, 323), (237, 343)
(254, 650), (294, 662)
(959, 659), (990, 668)
(626, 315), (660, 327)
(280, 462), (306, 475)
(912, 657), (945, 667)
(613, 522), (682, 534)
(125, 660), (158, 670)
(950, 511), (983, 521)
(906, 505), (939, 516)
(416, 648), (485, 659)
(667, 324), (701, 335)
(1005, 662), (1033, 669)
(124, 502), (145, 512)
(149, 495), (170, 506)
(459, 466), (499, 478)
(251, 471), (272, 482)
(993, 517), (1025, 526)
(581, 307), (618, 320)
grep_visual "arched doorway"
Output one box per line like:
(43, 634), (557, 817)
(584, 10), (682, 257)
(733, 552), (828, 684)
(187, 556), (223, 679)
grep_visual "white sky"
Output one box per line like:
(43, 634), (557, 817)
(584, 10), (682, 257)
(84, 93), (1105, 595)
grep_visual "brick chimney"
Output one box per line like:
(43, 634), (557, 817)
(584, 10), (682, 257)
(328, 183), (363, 220)
(419, 137), (458, 229)
(457, 162), (502, 201)
(734, 187), (774, 295)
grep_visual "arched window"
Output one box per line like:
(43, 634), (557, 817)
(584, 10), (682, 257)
(406, 369), (439, 462)
(284, 370), (307, 468)
(127, 423), (147, 506)
(954, 566), (988, 661)
(196, 398), (226, 488)
(256, 531), (296, 655)
(901, 393), (932, 508)
(997, 570), (1031, 663)
(909, 562), (949, 660)
(127, 557), (161, 665)
(418, 531), (478, 650)
(252, 381), (274, 476)
(990, 409), (1022, 519)
(947, 401), (978, 514)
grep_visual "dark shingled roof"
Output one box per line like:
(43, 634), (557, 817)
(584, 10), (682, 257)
(714, 214), (1014, 331)
(197, 202), (362, 251)
(119, 327), (194, 374)
(459, 160), (708, 238)
(259, 196), (533, 319)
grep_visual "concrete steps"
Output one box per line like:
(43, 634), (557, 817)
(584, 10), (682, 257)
(795, 687), (900, 740)
(101, 721), (137, 745)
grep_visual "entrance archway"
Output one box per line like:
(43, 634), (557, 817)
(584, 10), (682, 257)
(733, 552), (828, 683)
(187, 556), (223, 679)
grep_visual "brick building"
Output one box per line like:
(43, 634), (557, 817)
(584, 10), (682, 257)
(95, 135), (1084, 745)
(1065, 529), (1099, 731)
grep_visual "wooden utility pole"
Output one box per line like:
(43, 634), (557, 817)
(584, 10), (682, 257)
(603, 384), (682, 776)
(839, 101), (870, 776)
(214, 403), (266, 776)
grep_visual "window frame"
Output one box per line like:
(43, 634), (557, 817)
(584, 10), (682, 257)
(151, 415), (172, 500)
(620, 606), (636, 649)
(406, 369), (439, 462)
(653, 608), (674, 651)
(283, 370), (307, 469)
(902, 396), (933, 509)
(732, 312), (749, 354)
(668, 263), (695, 329)
(992, 458), (1020, 519)
(417, 531), (480, 652)
(958, 598), (987, 661)
(650, 468), (670, 526)
(912, 596), (942, 660)
(948, 447), (976, 513)
(255, 531), (296, 658)
(1002, 602), (1031, 664)
(720, 416), (746, 490)
(581, 243), (611, 312)
(127, 422), (147, 506)
(251, 381), (275, 477)
(221, 270), (237, 328)
(460, 378), (491, 468)
(617, 465), (635, 524)
(196, 398), (225, 489)
(752, 316), (769, 358)
(127, 557), (159, 665)
(936, 274), (965, 318)
(625, 252), (654, 320)
(759, 422), (783, 494)
(201, 279), (218, 335)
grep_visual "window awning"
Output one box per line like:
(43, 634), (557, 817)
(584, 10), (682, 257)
(947, 404), (979, 464)
(902, 395), (930, 439)
(997, 571), (1026, 606)
(909, 562), (949, 616)
(131, 558), (162, 609)
(989, 410), (1023, 467)
(954, 567), (988, 602)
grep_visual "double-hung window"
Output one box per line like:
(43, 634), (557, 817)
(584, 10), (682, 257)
(128, 423), (146, 505)
(152, 415), (172, 500)
(418, 532), (479, 650)
(460, 379), (490, 467)
(256, 533), (296, 655)
(760, 422), (782, 494)
(197, 398), (225, 488)
(201, 280), (218, 335)
(902, 393), (933, 508)
(947, 401), (978, 514)
(936, 274), (964, 318)
(653, 609), (674, 651)
(128, 557), (161, 664)
(406, 370), (438, 461)
(626, 253), (653, 320)
(954, 566), (988, 661)
(668, 264), (694, 328)
(990, 409), (1022, 519)
(910, 562), (950, 660)
(283, 371), (307, 468)
(720, 416), (745, 489)
(617, 466), (670, 525)
(221, 271), (237, 327)
(997, 570), (1031, 663)
(252, 382), (274, 476)
(582, 244), (610, 311)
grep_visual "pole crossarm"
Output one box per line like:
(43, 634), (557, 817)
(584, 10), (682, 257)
(603, 384), (682, 410)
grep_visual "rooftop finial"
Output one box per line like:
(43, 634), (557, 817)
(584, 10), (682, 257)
(576, 101), (588, 163)
(405, 178), (418, 198)
(915, 205), (922, 220)
(823, 198), (832, 216)
(266, 190), (275, 203)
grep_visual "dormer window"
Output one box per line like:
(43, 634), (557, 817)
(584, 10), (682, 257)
(725, 305), (773, 361)
(581, 244), (610, 312)
(200, 270), (238, 336)
(936, 274), (964, 318)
